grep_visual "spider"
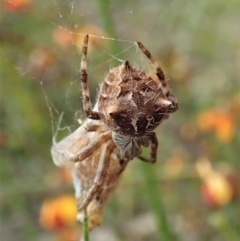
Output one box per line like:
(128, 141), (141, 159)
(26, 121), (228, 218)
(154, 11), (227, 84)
(51, 35), (178, 229)
(79, 35), (178, 163)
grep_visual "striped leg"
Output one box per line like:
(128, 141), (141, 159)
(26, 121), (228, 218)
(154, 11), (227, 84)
(80, 35), (100, 119)
(77, 140), (115, 210)
(137, 41), (178, 112)
(137, 41), (170, 97)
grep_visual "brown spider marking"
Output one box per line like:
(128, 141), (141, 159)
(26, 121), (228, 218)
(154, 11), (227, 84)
(80, 34), (178, 163)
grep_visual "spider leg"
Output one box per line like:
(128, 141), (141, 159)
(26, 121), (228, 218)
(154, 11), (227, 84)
(137, 132), (158, 164)
(85, 122), (108, 133)
(137, 41), (170, 97)
(70, 131), (112, 163)
(77, 140), (115, 211)
(80, 34), (100, 120)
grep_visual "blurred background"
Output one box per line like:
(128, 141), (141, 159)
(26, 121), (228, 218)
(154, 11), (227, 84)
(1, 0), (240, 240)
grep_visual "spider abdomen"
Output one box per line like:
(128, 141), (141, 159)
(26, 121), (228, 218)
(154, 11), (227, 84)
(98, 61), (173, 137)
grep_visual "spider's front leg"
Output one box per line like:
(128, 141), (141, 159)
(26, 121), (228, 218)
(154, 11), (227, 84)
(137, 41), (178, 113)
(138, 132), (158, 164)
(80, 34), (100, 120)
(137, 41), (168, 94)
(77, 140), (116, 211)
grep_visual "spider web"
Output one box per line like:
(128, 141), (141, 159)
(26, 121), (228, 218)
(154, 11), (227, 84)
(36, 0), (181, 141)
(2, 0), (240, 240)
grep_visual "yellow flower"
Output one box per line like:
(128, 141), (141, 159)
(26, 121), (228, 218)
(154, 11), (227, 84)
(39, 195), (77, 231)
(201, 173), (233, 208)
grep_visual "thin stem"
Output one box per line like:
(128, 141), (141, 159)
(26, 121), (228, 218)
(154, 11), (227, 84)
(97, 0), (122, 64)
(82, 209), (89, 241)
(140, 162), (174, 241)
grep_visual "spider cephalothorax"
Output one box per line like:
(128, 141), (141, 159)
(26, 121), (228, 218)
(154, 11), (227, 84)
(80, 35), (178, 162)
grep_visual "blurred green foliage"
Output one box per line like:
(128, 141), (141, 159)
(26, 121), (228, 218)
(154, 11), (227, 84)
(1, 0), (240, 241)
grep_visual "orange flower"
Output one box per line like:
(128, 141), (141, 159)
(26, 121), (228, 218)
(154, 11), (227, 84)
(73, 24), (105, 52)
(201, 173), (233, 208)
(197, 108), (235, 143)
(3, 0), (31, 12)
(196, 158), (235, 208)
(40, 195), (77, 231)
(53, 27), (73, 48)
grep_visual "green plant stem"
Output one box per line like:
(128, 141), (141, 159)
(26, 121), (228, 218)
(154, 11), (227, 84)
(140, 162), (173, 241)
(82, 209), (89, 241)
(97, 0), (122, 64)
